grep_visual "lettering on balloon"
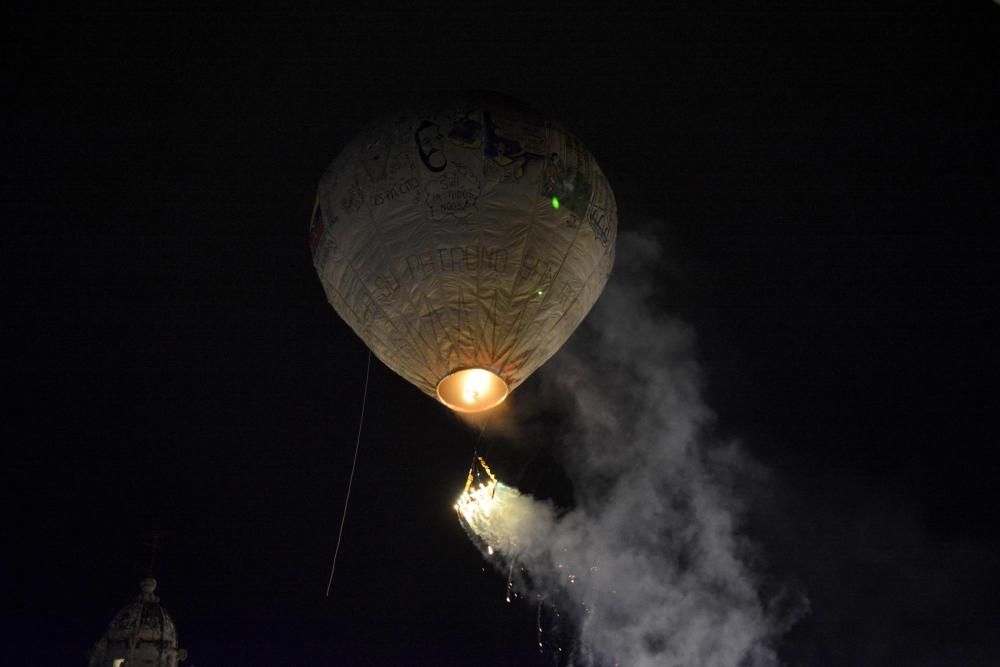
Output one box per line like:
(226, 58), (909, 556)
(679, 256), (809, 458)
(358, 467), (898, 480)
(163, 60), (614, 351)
(586, 179), (616, 251)
(456, 296), (477, 361)
(340, 271), (378, 325)
(341, 185), (364, 214)
(369, 177), (419, 207)
(481, 247), (508, 273)
(416, 301), (479, 365)
(401, 246), (508, 281)
(555, 282), (578, 308)
(424, 163), (481, 220)
(405, 252), (436, 281)
(587, 204), (611, 249)
(437, 246), (477, 273)
(419, 306), (450, 357)
(312, 232), (340, 277)
(518, 253), (557, 284)
(374, 273), (399, 302)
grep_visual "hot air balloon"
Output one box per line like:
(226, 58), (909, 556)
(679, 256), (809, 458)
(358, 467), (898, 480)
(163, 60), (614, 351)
(310, 93), (616, 413)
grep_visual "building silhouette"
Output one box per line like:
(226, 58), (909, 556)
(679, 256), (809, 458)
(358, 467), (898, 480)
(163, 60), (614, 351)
(88, 578), (188, 667)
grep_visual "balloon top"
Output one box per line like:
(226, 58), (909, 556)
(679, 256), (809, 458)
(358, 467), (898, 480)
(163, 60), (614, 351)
(436, 368), (509, 413)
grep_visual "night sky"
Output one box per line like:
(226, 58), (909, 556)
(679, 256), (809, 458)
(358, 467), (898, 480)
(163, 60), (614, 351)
(6, 4), (999, 665)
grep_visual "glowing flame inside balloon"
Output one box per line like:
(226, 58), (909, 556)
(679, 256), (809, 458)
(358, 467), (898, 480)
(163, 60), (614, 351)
(463, 368), (496, 403)
(436, 368), (509, 413)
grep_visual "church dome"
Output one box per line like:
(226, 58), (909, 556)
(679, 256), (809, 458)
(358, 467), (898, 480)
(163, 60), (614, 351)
(88, 578), (187, 667)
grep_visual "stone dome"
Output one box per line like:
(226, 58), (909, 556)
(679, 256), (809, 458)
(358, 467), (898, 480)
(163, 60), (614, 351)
(88, 578), (187, 667)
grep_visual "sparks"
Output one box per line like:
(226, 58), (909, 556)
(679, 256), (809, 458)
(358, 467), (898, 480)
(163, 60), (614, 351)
(454, 457), (502, 525)
(455, 456), (536, 564)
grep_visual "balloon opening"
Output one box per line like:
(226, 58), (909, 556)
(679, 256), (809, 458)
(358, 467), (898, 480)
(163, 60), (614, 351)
(436, 368), (509, 413)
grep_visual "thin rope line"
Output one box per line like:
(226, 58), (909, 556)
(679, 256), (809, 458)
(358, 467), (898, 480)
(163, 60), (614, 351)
(468, 411), (494, 485)
(326, 349), (373, 597)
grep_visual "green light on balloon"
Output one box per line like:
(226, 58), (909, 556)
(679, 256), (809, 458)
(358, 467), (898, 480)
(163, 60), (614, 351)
(551, 196), (560, 209)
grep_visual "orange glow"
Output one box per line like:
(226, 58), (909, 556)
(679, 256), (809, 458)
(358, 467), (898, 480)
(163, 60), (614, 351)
(436, 368), (509, 413)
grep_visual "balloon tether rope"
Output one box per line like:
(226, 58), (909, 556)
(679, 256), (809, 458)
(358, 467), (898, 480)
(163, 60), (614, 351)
(325, 349), (372, 597)
(468, 411), (494, 487)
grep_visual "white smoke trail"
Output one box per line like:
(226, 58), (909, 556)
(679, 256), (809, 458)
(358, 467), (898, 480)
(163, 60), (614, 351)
(457, 231), (803, 666)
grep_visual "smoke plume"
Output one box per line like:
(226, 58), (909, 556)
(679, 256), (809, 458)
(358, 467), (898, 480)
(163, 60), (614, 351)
(459, 231), (803, 666)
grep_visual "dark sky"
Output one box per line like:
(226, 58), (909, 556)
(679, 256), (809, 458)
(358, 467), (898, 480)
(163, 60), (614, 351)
(6, 3), (999, 665)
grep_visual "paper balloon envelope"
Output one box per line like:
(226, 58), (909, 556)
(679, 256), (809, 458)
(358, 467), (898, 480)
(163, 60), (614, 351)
(310, 93), (617, 412)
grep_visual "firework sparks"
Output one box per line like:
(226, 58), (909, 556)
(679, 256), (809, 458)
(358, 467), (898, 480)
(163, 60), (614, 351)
(453, 457), (532, 560)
